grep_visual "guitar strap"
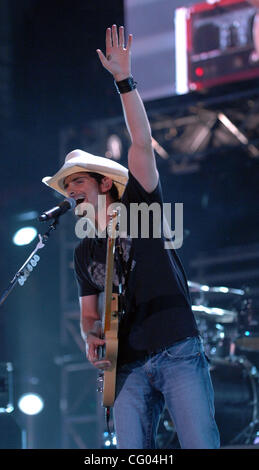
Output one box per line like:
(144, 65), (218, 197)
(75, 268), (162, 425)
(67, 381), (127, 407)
(114, 237), (134, 319)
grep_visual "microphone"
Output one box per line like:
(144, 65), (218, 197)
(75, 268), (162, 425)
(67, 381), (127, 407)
(38, 198), (76, 222)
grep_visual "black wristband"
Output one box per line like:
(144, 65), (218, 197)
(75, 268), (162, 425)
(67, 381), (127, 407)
(114, 76), (137, 94)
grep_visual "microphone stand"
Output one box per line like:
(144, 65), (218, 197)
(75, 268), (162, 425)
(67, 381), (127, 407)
(0, 217), (60, 307)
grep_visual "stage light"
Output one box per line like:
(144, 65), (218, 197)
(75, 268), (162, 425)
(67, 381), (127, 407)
(201, 284), (210, 292)
(103, 431), (117, 448)
(16, 211), (38, 222)
(18, 393), (44, 415)
(106, 134), (122, 160)
(195, 67), (204, 77)
(12, 227), (37, 246)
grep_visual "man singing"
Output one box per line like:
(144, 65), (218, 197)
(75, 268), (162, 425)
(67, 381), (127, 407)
(42, 25), (220, 449)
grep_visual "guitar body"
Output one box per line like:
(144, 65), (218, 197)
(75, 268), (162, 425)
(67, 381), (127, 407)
(98, 209), (121, 408)
(102, 294), (119, 407)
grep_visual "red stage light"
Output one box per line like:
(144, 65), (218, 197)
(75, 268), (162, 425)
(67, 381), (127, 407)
(195, 67), (204, 77)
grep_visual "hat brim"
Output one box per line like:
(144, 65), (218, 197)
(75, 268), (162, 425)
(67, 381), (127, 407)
(42, 149), (129, 199)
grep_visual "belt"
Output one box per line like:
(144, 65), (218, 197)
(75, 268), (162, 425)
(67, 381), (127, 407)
(145, 335), (198, 359)
(118, 335), (199, 366)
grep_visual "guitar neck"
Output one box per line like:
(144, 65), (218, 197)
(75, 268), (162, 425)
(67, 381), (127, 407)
(103, 235), (116, 332)
(103, 209), (120, 334)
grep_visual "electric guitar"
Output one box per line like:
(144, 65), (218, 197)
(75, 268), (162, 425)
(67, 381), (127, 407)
(98, 208), (121, 408)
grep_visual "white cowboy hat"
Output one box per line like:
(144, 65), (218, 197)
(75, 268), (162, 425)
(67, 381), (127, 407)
(42, 149), (129, 198)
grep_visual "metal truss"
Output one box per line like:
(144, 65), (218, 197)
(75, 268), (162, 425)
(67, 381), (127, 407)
(60, 80), (259, 178)
(190, 242), (259, 287)
(147, 80), (259, 173)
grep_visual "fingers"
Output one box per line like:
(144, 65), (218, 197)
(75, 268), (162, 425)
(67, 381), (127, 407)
(126, 33), (133, 51)
(96, 25), (132, 74)
(88, 346), (103, 365)
(87, 337), (105, 362)
(88, 349), (111, 370)
(103, 25), (131, 51)
(106, 27), (112, 54)
(112, 24), (118, 47)
(118, 26), (125, 48)
(87, 343), (98, 363)
(96, 48), (108, 67)
(93, 359), (112, 370)
(87, 341), (111, 370)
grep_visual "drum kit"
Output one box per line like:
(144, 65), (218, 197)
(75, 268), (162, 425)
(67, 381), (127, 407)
(158, 280), (259, 448)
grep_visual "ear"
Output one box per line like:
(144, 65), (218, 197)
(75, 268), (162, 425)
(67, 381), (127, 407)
(100, 176), (113, 193)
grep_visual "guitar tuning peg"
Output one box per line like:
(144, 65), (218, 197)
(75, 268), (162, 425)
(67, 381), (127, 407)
(30, 254), (40, 267)
(22, 267), (30, 279)
(18, 275), (25, 286)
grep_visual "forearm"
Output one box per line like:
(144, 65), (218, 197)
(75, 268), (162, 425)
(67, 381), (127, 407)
(97, 25), (157, 191)
(248, 2), (259, 56)
(97, 26), (152, 148)
(253, 12), (259, 57)
(80, 314), (102, 341)
(119, 88), (152, 148)
(79, 296), (102, 341)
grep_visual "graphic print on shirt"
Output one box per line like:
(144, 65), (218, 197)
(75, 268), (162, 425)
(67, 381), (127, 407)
(88, 237), (133, 291)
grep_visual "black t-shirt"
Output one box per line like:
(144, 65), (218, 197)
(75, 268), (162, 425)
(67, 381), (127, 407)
(74, 171), (198, 365)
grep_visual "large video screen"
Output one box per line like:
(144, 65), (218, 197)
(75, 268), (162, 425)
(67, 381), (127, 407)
(125, 0), (258, 100)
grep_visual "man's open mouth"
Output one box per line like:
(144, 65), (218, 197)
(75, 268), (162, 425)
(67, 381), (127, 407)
(75, 197), (86, 206)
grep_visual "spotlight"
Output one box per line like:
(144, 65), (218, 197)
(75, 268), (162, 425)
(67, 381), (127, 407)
(12, 227), (38, 246)
(103, 431), (117, 448)
(18, 393), (44, 415)
(201, 285), (210, 292)
(106, 135), (122, 160)
(16, 211), (38, 222)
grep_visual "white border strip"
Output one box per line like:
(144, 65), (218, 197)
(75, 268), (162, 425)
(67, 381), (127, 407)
(175, 7), (188, 95)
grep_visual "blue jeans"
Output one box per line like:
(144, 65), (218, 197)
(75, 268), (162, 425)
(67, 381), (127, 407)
(113, 336), (220, 449)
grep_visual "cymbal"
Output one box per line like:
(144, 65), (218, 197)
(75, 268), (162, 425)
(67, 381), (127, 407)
(188, 281), (245, 297)
(192, 305), (237, 323)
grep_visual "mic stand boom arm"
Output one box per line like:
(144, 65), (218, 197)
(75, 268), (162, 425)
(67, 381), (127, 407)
(0, 217), (60, 307)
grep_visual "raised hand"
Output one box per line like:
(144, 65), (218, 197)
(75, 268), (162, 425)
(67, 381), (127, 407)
(96, 25), (133, 82)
